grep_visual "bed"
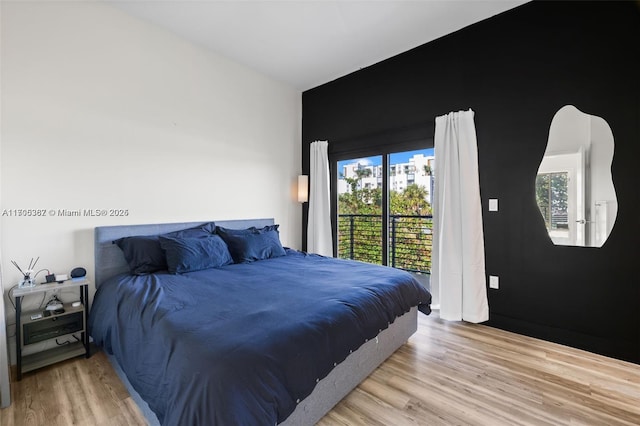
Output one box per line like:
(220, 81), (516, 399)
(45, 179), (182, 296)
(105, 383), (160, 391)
(90, 218), (431, 425)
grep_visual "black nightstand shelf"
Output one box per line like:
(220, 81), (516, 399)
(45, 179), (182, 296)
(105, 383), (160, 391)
(13, 279), (90, 380)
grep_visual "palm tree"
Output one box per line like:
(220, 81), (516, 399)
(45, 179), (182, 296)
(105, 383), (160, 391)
(354, 167), (372, 180)
(390, 184), (431, 215)
(342, 168), (372, 193)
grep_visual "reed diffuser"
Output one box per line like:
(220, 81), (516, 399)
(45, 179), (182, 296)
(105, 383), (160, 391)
(12, 257), (39, 288)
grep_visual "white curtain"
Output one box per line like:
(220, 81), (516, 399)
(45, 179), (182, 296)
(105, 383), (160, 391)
(432, 109), (489, 323)
(307, 141), (333, 256)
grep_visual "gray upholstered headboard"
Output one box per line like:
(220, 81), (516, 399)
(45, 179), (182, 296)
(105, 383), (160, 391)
(94, 218), (275, 288)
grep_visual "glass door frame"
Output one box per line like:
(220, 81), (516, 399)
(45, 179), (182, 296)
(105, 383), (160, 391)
(332, 153), (389, 265)
(331, 145), (430, 265)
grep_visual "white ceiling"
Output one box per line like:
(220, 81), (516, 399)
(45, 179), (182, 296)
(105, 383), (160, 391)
(109, 0), (528, 91)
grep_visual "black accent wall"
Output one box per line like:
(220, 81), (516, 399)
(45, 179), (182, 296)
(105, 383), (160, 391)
(301, 1), (640, 363)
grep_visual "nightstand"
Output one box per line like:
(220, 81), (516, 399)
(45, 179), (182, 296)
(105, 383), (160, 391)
(13, 279), (90, 380)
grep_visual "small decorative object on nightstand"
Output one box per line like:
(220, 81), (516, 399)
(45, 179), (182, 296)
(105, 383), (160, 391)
(13, 279), (91, 380)
(11, 257), (39, 288)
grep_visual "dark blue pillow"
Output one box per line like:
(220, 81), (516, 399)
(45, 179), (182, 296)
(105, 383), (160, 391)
(215, 225), (278, 235)
(216, 225), (286, 263)
(114, 222), (216, 275)
(159, 235), (233, 274)
(114, 235), (166, 275)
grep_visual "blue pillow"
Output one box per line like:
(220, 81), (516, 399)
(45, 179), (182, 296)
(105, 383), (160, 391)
(216, 225), (286, 263)
(114, 222), (216, 275)
(159, 235), (233, 274)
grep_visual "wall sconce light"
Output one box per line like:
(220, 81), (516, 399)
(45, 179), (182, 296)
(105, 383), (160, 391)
(297, 175), (309, 203)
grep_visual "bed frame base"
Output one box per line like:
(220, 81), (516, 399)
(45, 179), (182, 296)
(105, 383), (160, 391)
(282, 306), (418, 425)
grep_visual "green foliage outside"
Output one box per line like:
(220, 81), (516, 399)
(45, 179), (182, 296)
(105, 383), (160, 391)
(338, 172), (433, 272)
(535, 172), (568, 230)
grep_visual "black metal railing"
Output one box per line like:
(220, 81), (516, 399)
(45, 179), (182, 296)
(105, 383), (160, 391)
(338, 214), (433, 273)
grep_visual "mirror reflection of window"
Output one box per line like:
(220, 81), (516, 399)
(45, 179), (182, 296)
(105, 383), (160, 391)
(536, 172), (569, 238)
(535, 105), (617, 247)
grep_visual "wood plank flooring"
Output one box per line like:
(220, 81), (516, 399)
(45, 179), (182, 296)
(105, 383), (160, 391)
(319, 313), (640, 426)
(2, 312), (639, 425)
(1, 349), (147, 426)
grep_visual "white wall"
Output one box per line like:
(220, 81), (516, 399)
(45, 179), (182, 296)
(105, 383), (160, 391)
(1, 1), (301, 362)
(0, 0), (10, 397)
(589, 116), (617, 242)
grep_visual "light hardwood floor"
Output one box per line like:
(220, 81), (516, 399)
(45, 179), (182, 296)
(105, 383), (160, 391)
(2, 312), (639, 426)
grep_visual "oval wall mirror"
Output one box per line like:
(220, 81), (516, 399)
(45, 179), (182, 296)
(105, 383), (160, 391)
(535, 105), (617, 247)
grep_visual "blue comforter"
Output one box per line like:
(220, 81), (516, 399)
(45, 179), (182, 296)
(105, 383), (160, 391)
(89, 249), (431, 425)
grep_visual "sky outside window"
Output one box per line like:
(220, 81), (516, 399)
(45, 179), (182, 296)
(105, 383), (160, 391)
(338, 148), (434, 180)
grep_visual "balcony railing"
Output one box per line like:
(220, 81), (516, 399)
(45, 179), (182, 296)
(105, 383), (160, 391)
(338, 214), (433, 273)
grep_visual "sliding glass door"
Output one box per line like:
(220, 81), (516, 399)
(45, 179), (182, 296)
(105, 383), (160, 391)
(337, 155), (383, 265)
(388, 149), (434, 273)
(336, 149), (434, 274)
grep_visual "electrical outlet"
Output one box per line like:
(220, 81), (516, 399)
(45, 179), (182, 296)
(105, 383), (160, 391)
(489, 198), (499, 212)
(489, 275), (499, 289)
